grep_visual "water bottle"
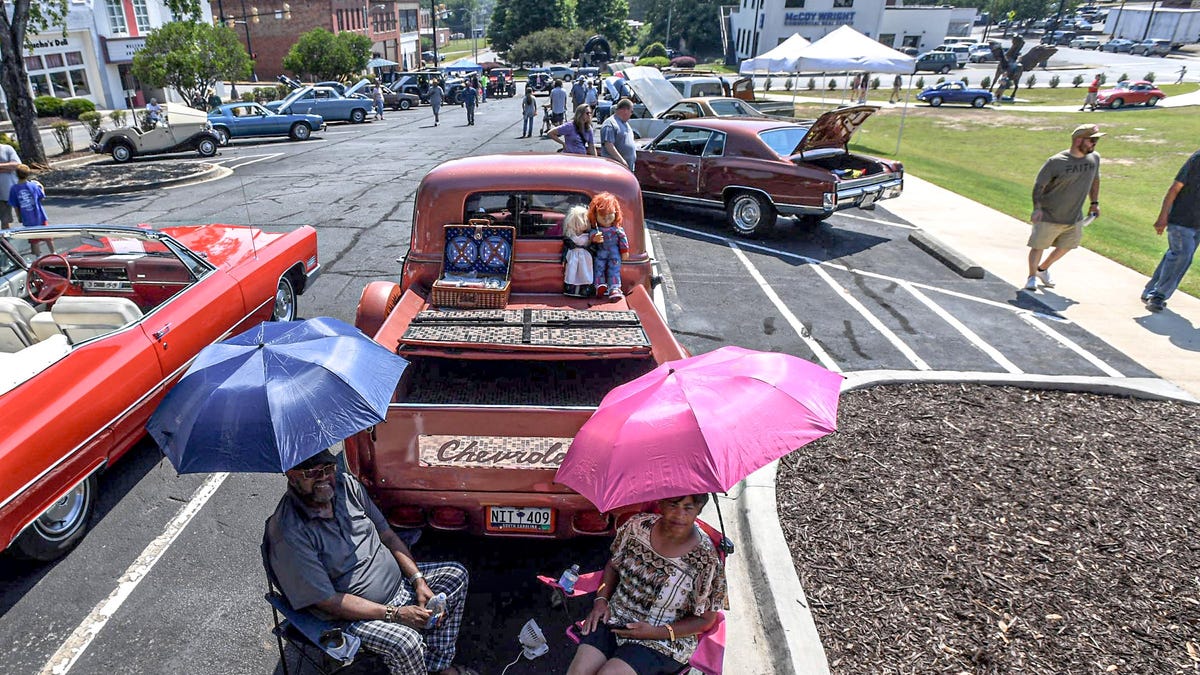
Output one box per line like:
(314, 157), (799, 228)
(558, 564), (581, 594)
(425, 592), (447, 629)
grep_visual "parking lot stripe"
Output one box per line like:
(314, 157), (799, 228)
(810, 263), (931, 370)
(1019, 313), (1125, 378)
(727, 242), (840, 372)
(834, 211), (919, 230)
(898, 280), (1024, 374)
(38, 472), (229, 675)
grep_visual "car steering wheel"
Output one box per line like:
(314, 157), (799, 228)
(26, 253), (72, 303)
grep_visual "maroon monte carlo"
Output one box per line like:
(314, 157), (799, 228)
(635, 106), (904, 237)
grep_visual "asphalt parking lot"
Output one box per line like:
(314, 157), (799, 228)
(0, 94), (1154, 675)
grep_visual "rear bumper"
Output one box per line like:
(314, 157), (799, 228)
(776, 173), (904, 216)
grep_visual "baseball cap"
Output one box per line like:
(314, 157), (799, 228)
(292, 448), (337, 471)
(1071, 123), (1105, 139)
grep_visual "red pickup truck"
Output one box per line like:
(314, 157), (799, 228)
(347, 154), (688, 538)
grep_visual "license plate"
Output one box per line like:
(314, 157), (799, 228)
(486, 506), (555, 534)
(859, 191), (878, 208)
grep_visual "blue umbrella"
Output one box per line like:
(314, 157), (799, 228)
(147, 317), (408, 474)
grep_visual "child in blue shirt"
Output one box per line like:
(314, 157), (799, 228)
(9, 164), (51, 255)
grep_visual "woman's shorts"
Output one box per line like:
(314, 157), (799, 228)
(1028, 220), (1082, 250)
(577, 624), (688, 675)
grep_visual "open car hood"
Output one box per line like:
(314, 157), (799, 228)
(790, 105), (878, 155)
(344, 78), (372, 97)
(621, 67), (682, 117)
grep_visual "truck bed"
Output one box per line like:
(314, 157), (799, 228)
(400, 308), (651, 351)
(398, 355), (656, 406)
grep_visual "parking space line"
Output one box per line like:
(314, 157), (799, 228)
(727, 242), (840, 372)
(39, 472), (229, 675)
(206, 153), (284, 170)
(833, 211), (919, 230)
(1019, 314), (1124, 377)
(898, 280), (1023, 374)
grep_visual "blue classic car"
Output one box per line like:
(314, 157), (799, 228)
(916, 81), (994, 108)
(207, 102), (324, 145)
(265, 85), (373, 123)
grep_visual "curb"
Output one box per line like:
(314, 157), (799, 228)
(908, 230), (984, 278)
(737, 370), (1196, 675)
(50, 163), (226, 196)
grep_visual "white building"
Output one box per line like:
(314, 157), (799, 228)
(1106, 7), (1200, 44)
(8, 0), (217, 112)
(728, 0), (974, 60)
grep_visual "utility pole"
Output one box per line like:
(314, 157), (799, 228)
(431, 0), (439, 65)
(751, 0), (762, 57)
(666, 1), (673, 53)
(1142, 0), (1158, 41)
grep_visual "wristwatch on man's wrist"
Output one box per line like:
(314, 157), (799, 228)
(409, 572), (425, 584)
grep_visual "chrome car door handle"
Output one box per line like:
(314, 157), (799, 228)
(153, 324), (171, 340)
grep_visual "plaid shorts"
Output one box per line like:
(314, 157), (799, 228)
(345, 561), (469, 674)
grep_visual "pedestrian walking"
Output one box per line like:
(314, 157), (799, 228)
(549, 104), (597, 155)
(1142, 148), (1200, 312)
(428, 79), (445, 126)
(600, 98), (637, 172)
(372, 83), (386, 120)
(462, 81), (478, 126)
(8, 164), (51, 255)
(889, 74), (903, 104)
(520, 90), (538, 138)
(857, 72), (870, 104)
(549, 79), (568, 126)
(585, 80), (598, 110)
(0, 137), (21, 230)
(1024, 123), (1103, 291)
(1175, 65), (1188, 85)
(570, 77), (587, 109)
(1080, 74), (1100, 111)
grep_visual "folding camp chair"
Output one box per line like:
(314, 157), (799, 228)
(261, 523), (362, 675)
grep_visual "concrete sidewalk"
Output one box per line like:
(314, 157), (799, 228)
(884, 174), (1200, 397)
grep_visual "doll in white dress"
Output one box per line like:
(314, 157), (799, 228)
(561, 205), (596, 297)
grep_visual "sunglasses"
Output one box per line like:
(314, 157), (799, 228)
(295, 463), (336, 479)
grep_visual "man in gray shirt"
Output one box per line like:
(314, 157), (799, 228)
(267, 449), (474, 675)
(1025, 123), (1102, 291)
(549, 79), (568, 125)
(0, 139), (21, 229)
(600, 98), (637, 172)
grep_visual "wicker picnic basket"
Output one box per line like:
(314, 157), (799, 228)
(430, 220), (515, 309)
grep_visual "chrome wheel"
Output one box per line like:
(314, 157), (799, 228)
(290, 123), (311, 141)
(111, 143), (133, 163)
(725, 192), (776, 238)
(272, 275), (296, 322)
(213, 128), (230, 146)
(197, 137), (218, 157)
(13, 475), (96, 561)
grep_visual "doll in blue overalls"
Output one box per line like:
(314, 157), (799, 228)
(588, 192), (629, 299)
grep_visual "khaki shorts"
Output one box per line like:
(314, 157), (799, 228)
(1028, 220), (1082, 250)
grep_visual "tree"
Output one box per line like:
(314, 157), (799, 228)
(488, 0), (572, 53)
(282, 28), (372, 81)
(575, 0), (631, 50)
(506, 28), (591, 67)
(0, 0), (200, 167)
(639, 0), (722, 56)
(132, 22), (251, 108)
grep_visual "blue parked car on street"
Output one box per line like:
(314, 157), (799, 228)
(916, 81), (994, 108)
(265, 85), (373, 123)
(207, 102), (325, 145)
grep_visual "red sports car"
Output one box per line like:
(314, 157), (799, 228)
(0, 224), (320, 560)
(635, 106), (904, 237)
(1096, 80), (1166, 109)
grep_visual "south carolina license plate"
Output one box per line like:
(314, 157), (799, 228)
(486, 506), (555, 534)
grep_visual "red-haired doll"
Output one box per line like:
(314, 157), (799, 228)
(588, 192), (629, 299)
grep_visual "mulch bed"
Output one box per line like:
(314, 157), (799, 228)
(38, 162), (212, 191)
(776, 383), (1200, 674)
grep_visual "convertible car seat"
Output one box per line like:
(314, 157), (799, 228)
(29, 312), (62, 343)
(50, 296), (143, 344)
(0, 297), (39, 352)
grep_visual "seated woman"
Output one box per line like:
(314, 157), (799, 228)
(567, 494), (726, 675)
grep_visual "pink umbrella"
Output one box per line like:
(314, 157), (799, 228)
(556, 346), (842, 512)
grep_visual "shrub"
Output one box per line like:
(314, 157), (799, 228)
(936, 76), (946, 84)
(915, 77), (925, 89)
(1026, 73), (1037, 87)
(670, 56), (696, 68)
(806, 77), (815, 90)
(960, 76), (969, 86)
(828, 78), (838, 90)
(108, 109), (128, 127)
(78, 111), (103, 139)
(1119, 73), (1128, 83)
(241, 91), (256, 102)
(1145, 72), (1156, 83)
(636, 56), (670, 68)
(1049, 75), (1061, 88)
(61, 98), (96, 119)
(1098, 73), (1108, 85)
(34, 95), (64, 117)
(785, 76), (794, 91)
(1072, 74), (1085, 88)
(253, 86), (278, 102)
(50, 121), (73, 154)
(275, 84), (290, 99)
(0, 133), (19, 154)
(981, 76), (991, 89)
(871, 76), (880, 89)
(642, 42), (668, 59)
(763, 76), (772, 91)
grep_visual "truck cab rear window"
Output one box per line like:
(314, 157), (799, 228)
(463, 191), (592, 238)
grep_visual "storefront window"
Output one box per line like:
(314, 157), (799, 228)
(29, 74), (50, 97)
(49, 71), (71, 98)
(132, 0), (152, 33)
(44, 53), (65, 68)
(66, 51), (84, 66)
(105, 0), (129, 35)
(70, 70), (91, 96)
(24, 56), (43, 70)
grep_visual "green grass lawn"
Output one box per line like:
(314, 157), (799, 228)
(830, 104), (1199, 297)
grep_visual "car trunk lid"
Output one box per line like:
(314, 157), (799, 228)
(788, 105), (878, 156)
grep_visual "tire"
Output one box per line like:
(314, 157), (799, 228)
(725, 191), (777, 238)
(213, 127), (230, 146)
(1146, 97), (1159, 107)
(289, 122), (311, 141)
(196, 137), (218, 157)
(939, 66), (951, 74)
(350, 108), (367, 124)
(1110, 97), (1124, 109)
(399, 98), (412, 110)
(929, 96), (943, 107)
(272, 275), (297, 322)
(110, 142), (133, 163)
(12, 475), (96, 561)
(356, 281), (402, 338)
(971, 96), (987, 108)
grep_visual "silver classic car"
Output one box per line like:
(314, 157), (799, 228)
(90, 104), (220, 163)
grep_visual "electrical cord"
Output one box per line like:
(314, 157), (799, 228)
(499, 648), (524, 675)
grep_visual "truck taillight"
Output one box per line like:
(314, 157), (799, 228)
(389, 506), (426, 528)
(573, 510), (612, 534)
(429, 506), (469, 530)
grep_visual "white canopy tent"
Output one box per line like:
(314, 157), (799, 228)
(738, 33), (811, 74)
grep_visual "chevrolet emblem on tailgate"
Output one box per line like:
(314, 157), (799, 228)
(419, 435), (573, 469)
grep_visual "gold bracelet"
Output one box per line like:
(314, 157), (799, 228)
(665, 624), (675, 641)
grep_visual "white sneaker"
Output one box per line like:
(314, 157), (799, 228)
(1024, 276), (1038, 291)
(1036, 269), (1055, 288)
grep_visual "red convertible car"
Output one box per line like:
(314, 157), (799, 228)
(1096, 80), (1165, 109)
(635, 106), (904, 237)
(0, 224), (319, 560)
